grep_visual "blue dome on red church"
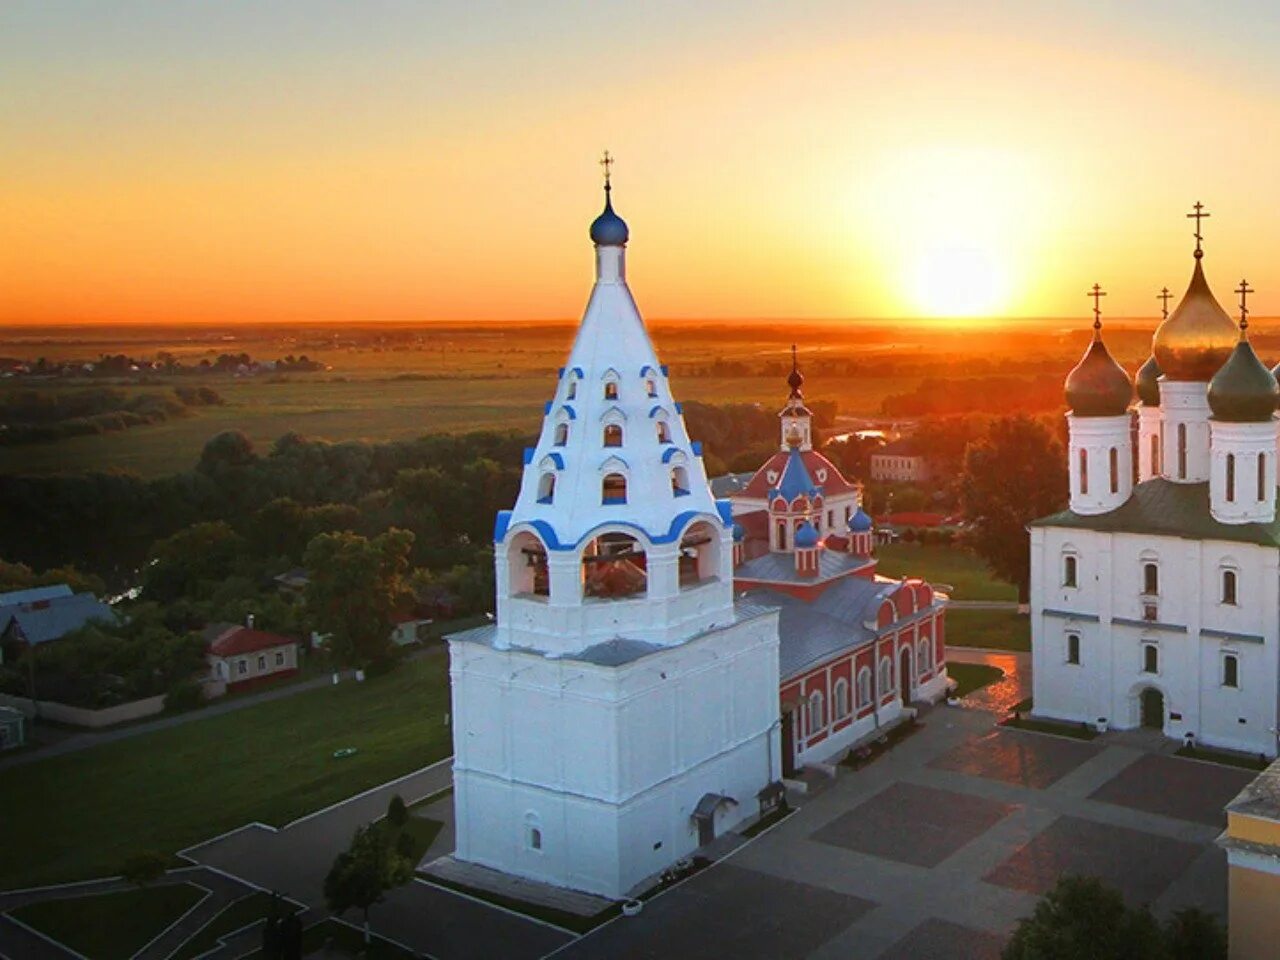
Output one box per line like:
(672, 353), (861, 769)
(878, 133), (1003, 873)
(850, 507), (873, 532)
(794, 521), (819, 548)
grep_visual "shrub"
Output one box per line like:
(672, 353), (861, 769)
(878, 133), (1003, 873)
(387, 794), (408, 830)
(164, 679), (204, 713)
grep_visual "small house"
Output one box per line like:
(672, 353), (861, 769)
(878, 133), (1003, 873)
(207, 624), (299, 693)
(0, 585), (115, 665)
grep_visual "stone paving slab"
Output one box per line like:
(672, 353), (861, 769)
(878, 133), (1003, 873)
(810, 782), (1017, 868)
(875, 918), (1005, 960)
(982, 815), (1204, 906)
(1087, 754), (1256, 826)
(928, 728), (1100, 789)
(422, 855), (613, 917)
(556, 863), (874, 960)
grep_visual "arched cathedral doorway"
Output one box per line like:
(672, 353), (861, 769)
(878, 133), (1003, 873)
(1140, 688), (1164, 729)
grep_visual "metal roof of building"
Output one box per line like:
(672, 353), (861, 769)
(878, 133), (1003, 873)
(0, 584), (74, 608)
(1030, 478), (1280, 547)
(735, 549), (873, 585)
(0, 593), (114, 646)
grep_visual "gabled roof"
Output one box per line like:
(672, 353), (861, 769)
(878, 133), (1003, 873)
(0, 584), (74, 608)
(1, 593), (114, 646)
(734, 549), (873, 586)
(1030, 478), (1280, 547)
(209, 627), (297, 657)
(736, 448), (857, 501)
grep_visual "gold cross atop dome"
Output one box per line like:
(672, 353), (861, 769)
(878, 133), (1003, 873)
(1187, 201), (1210, 257)
(599, 150), (614, 188)
(1236, 278), (1254, 332)
(1158, 287), (1172, 319)
(1088, 283), (1107, 332)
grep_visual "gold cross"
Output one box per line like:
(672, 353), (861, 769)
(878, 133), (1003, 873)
(1236, 278), (1254, 331)
(1158, 287), (1172, 320)
(1088, 283), (1106, 331)
(599, 150), (614, 187)
(1187, 201), (1210, 254)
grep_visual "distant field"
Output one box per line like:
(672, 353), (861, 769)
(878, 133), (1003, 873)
(874, 543), (1016, 601)
(0, 371), (920, 477)
(946, 609), (1030, 651)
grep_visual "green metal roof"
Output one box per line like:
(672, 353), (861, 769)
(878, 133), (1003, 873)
(1030, 478), (1280, 547)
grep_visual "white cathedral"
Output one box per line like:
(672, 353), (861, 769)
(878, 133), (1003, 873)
(1030, 212), (1280, 758)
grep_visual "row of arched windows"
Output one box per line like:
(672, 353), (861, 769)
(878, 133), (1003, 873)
(801, 640), (936, 739)
(1077, 447), (1122, 496)
(553, 420), (672, 448)
(564, 372), (660, 403)
(1062, 551), (1239, 605)
(535, 466), (691, 506)
(1224, 452), (1269, 504)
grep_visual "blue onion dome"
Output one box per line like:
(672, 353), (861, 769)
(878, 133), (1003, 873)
(732, 523), (744, 543)
(850, 507), (873, 532)
(1135, 354), (1162, 407)
(1208, 335), (1279, 422)
(1153, 258), (1237, 380)
(794, 521), (819, 548)
(589, 185), (629, 246)
(1064, 332), (1133, 417)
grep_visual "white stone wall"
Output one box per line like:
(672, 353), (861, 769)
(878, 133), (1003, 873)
(449, 609), (780, 898)
(1031, 526), (1280, 755)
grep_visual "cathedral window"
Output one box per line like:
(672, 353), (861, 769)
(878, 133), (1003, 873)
(566, 378), (577, 400)
(1062, 554), (1078, 588)
(857, 668), (871, 707)
(1066, 633), (1080, 665)
(529, 828), (542, 850)
(603, 424), (623, 447)
(1222, 569), (1238, 605)
(918, 639), (931, 675)
(1142, 562), (1159, 597)
(834, 679), (850, 719)
(656, 420), (671, 444)
(1259, 453), (1268, 502)
(671, 465), (690, 497)
(1142, 643), (1159, 674)
(879, 657), (892, 697)
(645, 378), (658, 398)
(536, 472), (556, 504)
(582, 532), (646, 599)
(1177, 423), (1187, 479)
(602, 473), (627, 504)
(554, 422), (569, 446)
(1226, 453), (1236, 503)
(807, 690), (825, 733)
(604, 381), (618, 400)
(1078, 449), (1088, 495)
(1223, 653), (1239, 689)
(1109, 447), (1119, 494)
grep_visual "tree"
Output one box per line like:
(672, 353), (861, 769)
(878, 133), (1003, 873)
(387, 794), (408, 830)
(1003, 876), (1226, 960)
(144, 521), (246, 603)
(323, 824), (413, 943)
(304, 529), (413, 666)
(959, 415), (1067, 603)
(198, 429), (257, 474)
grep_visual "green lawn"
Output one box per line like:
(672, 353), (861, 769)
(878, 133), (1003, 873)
(874, 543), (1017, 601)
(173, 892), (282, 960)
(947, 662), (1004, 698)
(0, 654), (452, 889)
(11, 883), (203, 960)
(946, 609), (1030, 651)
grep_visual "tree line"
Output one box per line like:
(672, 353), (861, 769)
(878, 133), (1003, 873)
(0, 385), (224, 446)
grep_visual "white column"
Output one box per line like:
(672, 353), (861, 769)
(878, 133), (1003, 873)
(1209, 420), (1277, 524)
(1137, 406), (1161, 483)
(1067, 414), (1132, 515)
(1159, 381), (1212, 483)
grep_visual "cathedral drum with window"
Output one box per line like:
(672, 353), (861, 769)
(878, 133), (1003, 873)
(1029, 219), (1280, 756)
(445, 172), (782, 900)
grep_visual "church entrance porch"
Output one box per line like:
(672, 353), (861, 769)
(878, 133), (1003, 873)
(1139, 687), (1165, 730)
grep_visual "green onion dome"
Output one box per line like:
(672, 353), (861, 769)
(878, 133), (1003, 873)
(1065, 332), (1133, 417)
(1208, 336), (1279, 422)
(1135, 354), (1162, 406)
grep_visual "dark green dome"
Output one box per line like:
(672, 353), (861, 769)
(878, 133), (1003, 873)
(1135, 354), (1162, 406)
(1208, 339), (1278, 422)
(1272, 360), (1280, 408)
(1065, 334), (1133, 417)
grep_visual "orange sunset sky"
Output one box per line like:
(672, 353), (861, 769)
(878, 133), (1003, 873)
(3, 1), (1280, 325)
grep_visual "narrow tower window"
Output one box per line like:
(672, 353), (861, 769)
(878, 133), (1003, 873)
(553, 422), (568, 446)
(1109, 447), (1119, 494)
(536, 473), (556, 504)
(1143, 644), (1159, 674)
(603, 424), (623, 447)
(656, 421), (671, 444)
(566, 379), (577, 401)
(1067, 633), (1080, 665)
(1226, 453), (1236, 503)
(1223, 654), (1239, 688)
(645, 378), (657, 398)
(1177, 423), (1187, 479)
(671, 466), (690, 496)
(1259, 453), (1268, 502)
(604, 381), (618, 401)
(1079, 449), (1089, 495)
(1143, 562), (1158, 596)
(1222, 569), (1238, 605)
(1063, 555), (1078, 588)
(1149, 434), (1159, 477)
(602, 473), (627, 504)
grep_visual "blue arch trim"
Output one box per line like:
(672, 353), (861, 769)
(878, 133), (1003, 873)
(648, 405), (666, 419)
(691, 441), (703, 456)
(544, 402), (552, 414)
(661, 364), (670, 376)
(497, 510), (727, 550)
(640, 364), (658, 377)
(522, 447), (535, 465)
(558, 405), (577, 421)
(675, 402), (684, 414)
(494, 510), (513, 542)
(661, 447), (684, 463)
(542, 452), (565, 470)
(715, 500), (734, 525)
(570, 366), (584, 378)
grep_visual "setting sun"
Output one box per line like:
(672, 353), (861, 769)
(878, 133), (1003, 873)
(910, 243), (1008, 318)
